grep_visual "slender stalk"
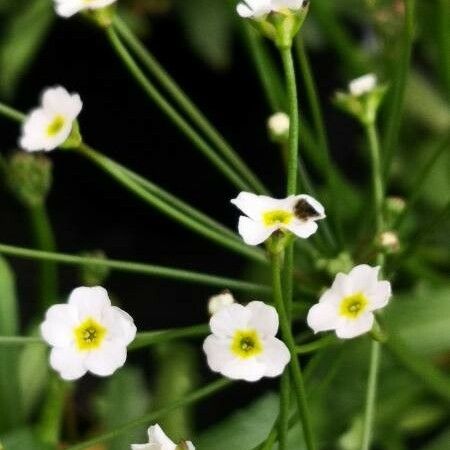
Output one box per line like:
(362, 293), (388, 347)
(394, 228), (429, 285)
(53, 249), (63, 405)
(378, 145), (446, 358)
(0, 336), (42, 345)
(0, 243), (270, 294)
(76, 143), (267, 264)
(271, 251), (315, 450)
(278, 373), (290, 450)
(65, 379), (232, 450)
(382, 0), (416, 178)
(296, 335), (335, 354)
(113, 15), (268, 195)
(28, 205), (58, 309)
(0, 103), (24, 122)
(105, 27), (251, 192)
(437, 0), (450, 101)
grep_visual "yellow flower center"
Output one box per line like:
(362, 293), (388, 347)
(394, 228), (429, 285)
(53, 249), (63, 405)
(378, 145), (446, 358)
(74, 317), (107, 351)
(231, 329), (263, 359)
(339, 292), (369, 319)
(262, 210), (293, 228)
(46, 115), (66, 137)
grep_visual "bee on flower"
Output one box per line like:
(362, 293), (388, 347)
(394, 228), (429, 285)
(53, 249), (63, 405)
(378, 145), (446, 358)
(231, 192), (325, 246)
(40, 286), (136, 380)
(307, 265), (392, 339)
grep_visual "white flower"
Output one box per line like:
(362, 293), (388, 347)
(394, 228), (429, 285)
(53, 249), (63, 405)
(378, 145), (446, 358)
(131, 424), (195, 450)
(54, 0), (116, 18)
(203, 301), (290, 382)
(267, 112), (290, 137)
(348, 74), (377, 96)
(307, 265), (392, 339)
(237, 0), (304, 18)
(208, 291), (235, 315)
(41, 286), (136, 380)
(20, 86), (82, 152)
(231, 192), (325, 246)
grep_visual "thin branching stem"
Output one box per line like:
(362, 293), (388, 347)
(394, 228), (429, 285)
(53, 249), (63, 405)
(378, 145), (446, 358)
(0, 103), (24, 122)
(0, 243), (270, 294)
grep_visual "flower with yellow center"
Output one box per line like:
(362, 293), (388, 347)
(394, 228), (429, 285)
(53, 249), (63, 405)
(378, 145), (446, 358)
(40, 286), (136, 380)
(307, 265), (392, 339)
(231, 191), (325, 246)
(53, 0), (117, 18)
(203, 301), (290, 382)
(20, 86), (82, 152)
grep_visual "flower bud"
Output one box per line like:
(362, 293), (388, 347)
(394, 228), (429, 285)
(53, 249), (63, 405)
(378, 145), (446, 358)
(208, 290), (235, 315)
(267, 112), (290, 142)
(379, 231), (400, 254)
(316, 252), (354, 277)
(78, 250), (111, 286)
(4, 152), (52, 208)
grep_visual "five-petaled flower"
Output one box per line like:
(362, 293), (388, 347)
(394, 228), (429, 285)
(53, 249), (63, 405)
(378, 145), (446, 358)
(54, 0), (117, 18)
(231, 192), (325, 246)
(307, 265), (392, 339)
(237, 0), (306, 18)
(203, 301), (290, 382)
(40, 286), (136, 380)
(131, 424), (195, 450)
(20, 86), (82, 152)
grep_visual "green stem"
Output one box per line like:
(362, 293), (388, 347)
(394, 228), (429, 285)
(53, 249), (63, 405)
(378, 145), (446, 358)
(437, 0), (450, 101)
(28, 205), (58, 309)
(65, 378), (232, 450)
(0, 103), (24, 122)
(296, 335), (335, 354)
(271, 251), (316, 450)
(105, 26), (250, 192)
(76, 143), (267, 264)
(0, 243), (270, 294)
(280, 46), (299, 196)
(278, 373), (290, 450)
(382, 0), (416, 178)
(0, 336), (42, 345)
(113, 16), (267, 195)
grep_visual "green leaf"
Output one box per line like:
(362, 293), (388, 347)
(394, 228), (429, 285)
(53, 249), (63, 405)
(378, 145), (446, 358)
(94, 367), (150, 450)
(0, 0), (53, 99)
(0, 427), (53, 450)
(0, 256), (22, 431)
(196, 392), (279, 450)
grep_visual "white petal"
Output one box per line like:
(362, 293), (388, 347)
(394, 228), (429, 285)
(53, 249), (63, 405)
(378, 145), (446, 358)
(55, 0), (84, 17)
(131, 445), (152, 450)
(330, 273), (353, 297)
(348, 265), (380, 292)
(221, 356), (267, 382)
(231, 192), (279, 220)
(203, 335), (232, 373)
(104, 306), (137, 346)
(307, 302), (339, 334)
(349, 74), (377, 96)
(291, 194), (326, 218)
(236, 3), (254, 17)
(209, 303), (250, 338)
(85, 341), (127, 377)
(335, 314), (374, 339)
(237, 216), (275, 245)
(50, 346), (87, 380)
(147, 424), (176, 448)
(285, 220), (318, 239)
(68, 286), (111, 321)
(246, 301), (279, 338)
(40, 304), (78, 347)
(367, 280), (392, 311)
(257, 337), (290, 377)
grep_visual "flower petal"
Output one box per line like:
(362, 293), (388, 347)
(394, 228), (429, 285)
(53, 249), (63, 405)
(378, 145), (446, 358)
(257, 337), (290, 377)
(104, 306), (137, 346)
(221, 357), (267, 382)
(147, 424), (176, 447)
(85, 341), (127, 377)
(68, 286), (111, 321)
(246, 301), (279, 338)
(348, 265), (380, 293)
(335, 314), (374, 339)
(237, 216), (275, 245)
(203, 335), (232, 373)
(50, 346), (87, 380)
(40, 304), (78, 347)
(285, 220), (318, 239)
(307, 302), (339, 334)
(367, 280), (392, 311)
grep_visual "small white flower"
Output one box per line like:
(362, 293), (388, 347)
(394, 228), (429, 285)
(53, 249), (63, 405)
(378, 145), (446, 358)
(307, 265), (392, 339)
(54, 0), (116, 18)
(20, 86), (82, 152)
(237, 0), (304, 18)
(208, 291), (235, 315)
(267, 112), (290, 137)
(203, 301), (290, 382)
(231, 192), (325, 246)
(131, 424), (195, 450)
(41, 286), (136, 380)
(348, 74), (378, 96)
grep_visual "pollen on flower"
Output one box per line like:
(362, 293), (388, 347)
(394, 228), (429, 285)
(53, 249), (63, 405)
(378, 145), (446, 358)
(294, 198), (321, 221)
(262, 209), (293, 227)
(46, 115), (66, 137)
(231, 329), (263, 359)
(339, 293), (369, 319)
(74, 317), (107, 351)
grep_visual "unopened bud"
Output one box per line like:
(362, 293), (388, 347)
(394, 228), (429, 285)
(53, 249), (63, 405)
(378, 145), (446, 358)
(4, 151), (52, 208)
(379, 231), (400, 253)
(316, 252), (354, 277)
(208, 290), (235, 315)
(386, 196), (406, 214)
(79, 250), (110, 286)
(349, 73), (378, 96)
(268, 112), (290, 142)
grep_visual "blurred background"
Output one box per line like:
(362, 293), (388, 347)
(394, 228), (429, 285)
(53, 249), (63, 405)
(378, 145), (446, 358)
(0, 0), (449, 449)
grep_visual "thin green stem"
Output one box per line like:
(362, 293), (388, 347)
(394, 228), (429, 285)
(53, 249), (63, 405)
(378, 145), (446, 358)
(271, 251), (316, 450)
(280, 46), (299, 196)
(65, 378), (232, 450)
(105, 26), (251, 192)
(0, 103), (24, 122)
(76, 143), (267, 264)
(296, 335), (335, 354)
(382, 0), (416, 178)
(437, 0), (450, 101)
(0, 243), (270, 294)
(28, 205), (58, 309)
(278, 373), (290, 450)
(0, 336), (42, 345)
(113, 16), (268, 195)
